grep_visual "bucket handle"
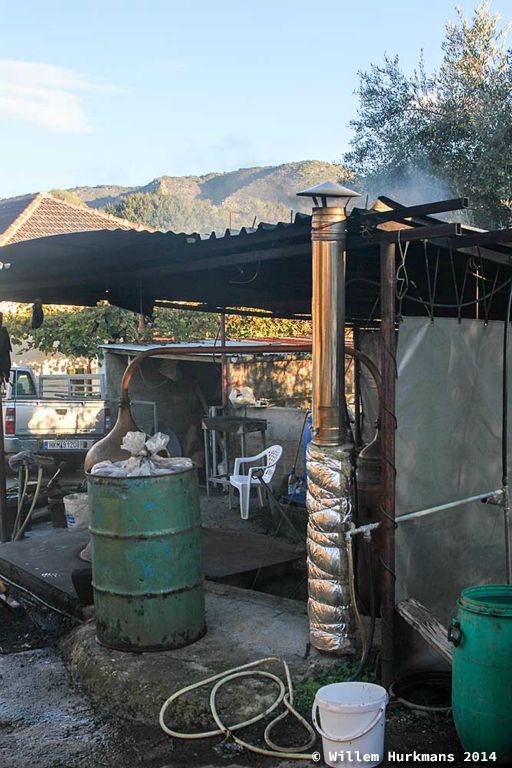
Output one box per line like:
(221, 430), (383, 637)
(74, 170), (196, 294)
(312, 702), (385, 743)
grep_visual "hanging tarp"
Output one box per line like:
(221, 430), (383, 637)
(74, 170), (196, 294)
(395, 317), (508, 625)
(359, 318), (509, 625)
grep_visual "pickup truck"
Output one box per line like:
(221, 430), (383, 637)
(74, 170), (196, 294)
(2, 367), (110, 462)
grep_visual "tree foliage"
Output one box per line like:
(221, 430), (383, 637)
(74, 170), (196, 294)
(6, 303), (215, 359)
(49, 188), (87, 207)
(5, 303), (310, 361)
(105, 192), (236, 234)
(345, 2), (512, 226)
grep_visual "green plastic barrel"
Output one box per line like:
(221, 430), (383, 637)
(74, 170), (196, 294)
(449, 585), (512, 761)
(87, 469), (205, 651)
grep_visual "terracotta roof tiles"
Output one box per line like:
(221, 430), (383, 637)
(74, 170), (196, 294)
(0, 192), (152, 246)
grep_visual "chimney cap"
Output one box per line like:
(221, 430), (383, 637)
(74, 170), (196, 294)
(297, 181), (361, 207)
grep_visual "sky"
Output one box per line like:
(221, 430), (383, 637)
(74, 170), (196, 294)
(1, 0), (510, 198)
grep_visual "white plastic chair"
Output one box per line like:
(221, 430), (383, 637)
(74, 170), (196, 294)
(229, 445), (283, 520)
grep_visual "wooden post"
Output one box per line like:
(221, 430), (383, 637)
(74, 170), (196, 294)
(380, 242), (397, 688)
(0, 312), (9, 543)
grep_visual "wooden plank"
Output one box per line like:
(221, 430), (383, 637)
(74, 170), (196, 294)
(397, 597), (453, 665)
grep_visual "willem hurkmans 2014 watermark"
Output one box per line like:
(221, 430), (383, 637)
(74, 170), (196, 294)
(315, 751), (498, 763)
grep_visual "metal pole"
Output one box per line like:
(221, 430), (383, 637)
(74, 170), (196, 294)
(0, 313), (8, 543)
(353, 326), (362, 451)
(380, 242), (397, 688)
(219, 312), (231, 480)
(397, 490), (502, 523)
(219, 312), (230, 412)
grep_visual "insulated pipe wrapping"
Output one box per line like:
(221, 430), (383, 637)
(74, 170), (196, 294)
(306, 441), (354, 654)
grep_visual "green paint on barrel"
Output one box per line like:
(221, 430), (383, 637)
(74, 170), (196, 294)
(450, 585), (512, 761)
(87, 469), (205, 651)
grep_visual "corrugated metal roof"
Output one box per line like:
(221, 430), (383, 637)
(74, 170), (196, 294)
(0, 211), (313, 316)
(101, 340), (270, 353)
(1, 198), (512, 322)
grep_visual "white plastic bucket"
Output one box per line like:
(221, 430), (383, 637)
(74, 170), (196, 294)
(64, 493), (89, 530)
(312, 682), (388, 767)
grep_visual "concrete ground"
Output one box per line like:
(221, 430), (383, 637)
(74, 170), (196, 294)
(0, 647), (125, 768)
(62, 581), (341, 729)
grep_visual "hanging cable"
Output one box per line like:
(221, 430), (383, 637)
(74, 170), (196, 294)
(347, 276), (512, 311)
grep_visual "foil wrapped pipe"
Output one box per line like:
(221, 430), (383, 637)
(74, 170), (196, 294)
(306, 441), (354, 654)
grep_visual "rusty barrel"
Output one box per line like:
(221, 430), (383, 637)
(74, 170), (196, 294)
(87, 468), (205, 651)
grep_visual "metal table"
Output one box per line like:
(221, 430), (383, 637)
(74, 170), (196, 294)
(202, 415), (267, 494)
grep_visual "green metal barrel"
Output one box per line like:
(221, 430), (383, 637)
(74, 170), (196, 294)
(449, 585), (512, 761)
(87, 469), (205, 651)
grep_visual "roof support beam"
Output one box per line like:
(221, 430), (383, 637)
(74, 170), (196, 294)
(356, 197), (469, 225)
(349, 222), (461, 250)
(456, 229), (512, 249)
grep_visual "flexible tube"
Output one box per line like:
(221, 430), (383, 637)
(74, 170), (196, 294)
(12, 465), (30, 541)
(14, 466), (43, 542)
(159, 656), (318, 760)
(348, 536), (376, 681)
(347, 534), (367, 661)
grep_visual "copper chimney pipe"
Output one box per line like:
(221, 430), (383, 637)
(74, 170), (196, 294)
(298, 182), (361, 655)
(297, 182), (360, 446)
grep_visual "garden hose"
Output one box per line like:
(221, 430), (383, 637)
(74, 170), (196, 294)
(159, 656), (318, 760)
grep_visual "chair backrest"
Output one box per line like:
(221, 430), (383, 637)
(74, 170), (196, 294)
(261, 444), (283, 483)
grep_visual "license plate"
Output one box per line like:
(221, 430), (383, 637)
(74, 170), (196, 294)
(43, 439), (93, 450)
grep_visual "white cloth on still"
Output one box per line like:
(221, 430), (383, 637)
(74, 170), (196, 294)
(91, 431), (193, 478)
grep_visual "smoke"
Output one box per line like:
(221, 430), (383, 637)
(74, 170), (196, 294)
(360, 163), (474, 224)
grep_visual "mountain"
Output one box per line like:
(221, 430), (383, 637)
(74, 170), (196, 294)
(69, 160), (353, 234)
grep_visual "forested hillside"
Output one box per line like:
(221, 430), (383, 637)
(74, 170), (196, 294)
(70, 160), (353, 233)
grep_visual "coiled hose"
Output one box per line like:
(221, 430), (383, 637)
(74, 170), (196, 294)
(159, 656), (318, 760)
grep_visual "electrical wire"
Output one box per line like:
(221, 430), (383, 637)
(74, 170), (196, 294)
(346, 276), (512, 311)
(0, 571), (83, 624)
(229, 262), (261, 284)
(258, 476), (303, 543)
